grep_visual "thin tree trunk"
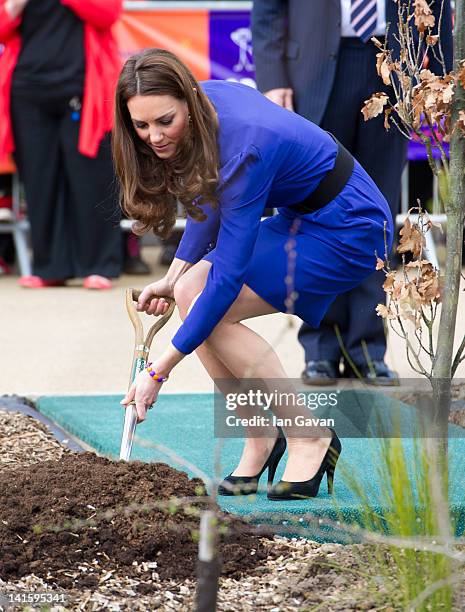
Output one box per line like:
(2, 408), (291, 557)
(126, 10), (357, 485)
(431, 0), (465, 479)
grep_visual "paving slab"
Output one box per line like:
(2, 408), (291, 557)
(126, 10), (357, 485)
(3, 246), (465, 398)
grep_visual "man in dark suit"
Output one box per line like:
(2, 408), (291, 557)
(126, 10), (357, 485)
(252, 0), (453, 385)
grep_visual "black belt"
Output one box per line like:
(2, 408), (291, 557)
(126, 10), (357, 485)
(290, 135), (354, 215)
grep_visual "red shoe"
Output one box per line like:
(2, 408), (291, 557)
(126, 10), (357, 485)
(83, 274), (112, 290)
(19, 275), (66, 288)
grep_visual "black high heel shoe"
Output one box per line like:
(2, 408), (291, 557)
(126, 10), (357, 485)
(267, 429), (341, 501)
(218, 429), (287, 496)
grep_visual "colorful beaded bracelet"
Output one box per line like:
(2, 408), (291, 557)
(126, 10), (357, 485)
(145, 362), (169, 383)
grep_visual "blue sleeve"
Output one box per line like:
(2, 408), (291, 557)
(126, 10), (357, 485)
(174, 202), (221, 264)
(172, 146), (273, 354)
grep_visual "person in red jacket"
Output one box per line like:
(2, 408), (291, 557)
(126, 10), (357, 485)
(0, 0), (123, 288)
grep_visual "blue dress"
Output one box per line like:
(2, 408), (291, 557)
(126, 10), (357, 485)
(172, 81), (393, 355)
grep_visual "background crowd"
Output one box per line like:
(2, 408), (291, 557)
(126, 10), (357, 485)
(0, 0), (454, 385)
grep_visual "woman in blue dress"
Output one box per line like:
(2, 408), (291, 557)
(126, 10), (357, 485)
(114, 49), (393, 500)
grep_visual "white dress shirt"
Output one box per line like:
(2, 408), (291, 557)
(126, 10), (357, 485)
(340, 0), (387, 37)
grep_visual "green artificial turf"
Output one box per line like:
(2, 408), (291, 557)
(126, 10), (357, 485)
(36, 391), (465, 542)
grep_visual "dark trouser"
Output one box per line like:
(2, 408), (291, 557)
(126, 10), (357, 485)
(0, 174), (14, 263)
(11, 92), (122, 280)
(298, 37), (407, 367)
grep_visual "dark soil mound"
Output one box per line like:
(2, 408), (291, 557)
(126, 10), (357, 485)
(0, 453), (270, 591)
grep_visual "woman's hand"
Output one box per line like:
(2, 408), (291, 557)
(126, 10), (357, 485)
(5, 0), (29, 19)
(264, 88), (294, 111)
(120, 370), (161, 423)
(137, 277), (174, 316)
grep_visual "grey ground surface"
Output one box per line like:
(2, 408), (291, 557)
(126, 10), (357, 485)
(2, 245), (465, 398)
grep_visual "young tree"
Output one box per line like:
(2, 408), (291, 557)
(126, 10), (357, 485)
(363, 0), (465, 445)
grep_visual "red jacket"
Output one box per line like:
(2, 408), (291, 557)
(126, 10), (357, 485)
(0, 0), (122, 158)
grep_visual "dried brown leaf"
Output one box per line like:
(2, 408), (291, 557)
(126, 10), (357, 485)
(420, 260), (435, 275)
(411, 72), (454, 131)
(397, 217), (425, 258)
(399, 258), (442, 306)
(414, 0), (436, 33)
(376, 304), (396, 319)
(405, 259), (431, 269)
(362, 93), (389, 121)
(384, 108), (392, 130)
(376, 257), (385, 271)
(418, 273), (441, 304)
(399, 302), (421, 328)
(401, 74), (412, 93)
(392, 281), (405, 301)
(383, 272), (396, 292)
(408, 281), (423, 305)
(419, 69), (435, 83)
(427, 219), (443, 233)
(442, 83), (454, 104)
(376, 51), (392, 86)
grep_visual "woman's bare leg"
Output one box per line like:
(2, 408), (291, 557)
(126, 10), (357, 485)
(175, 263), (279, 477)
(175, 261), (332, 482)
(195, 343), (281, 476)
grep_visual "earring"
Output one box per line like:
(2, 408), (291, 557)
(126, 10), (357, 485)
(188, 114), (192, 122)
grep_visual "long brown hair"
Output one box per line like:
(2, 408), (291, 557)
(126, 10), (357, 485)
(113, 48), (219, 238)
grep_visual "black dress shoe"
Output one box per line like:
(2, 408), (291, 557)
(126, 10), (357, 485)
(123, 255), (151, 275)
(122, 233), (151, 275)
(268, 428), (341, 501)
(346, 360), (399, 386)
(301, 360), (340, 386)
(218, 430), (286, 496)
(159, 244), (178, 266)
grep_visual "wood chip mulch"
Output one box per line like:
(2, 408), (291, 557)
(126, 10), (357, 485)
(1, 406), (457, 611)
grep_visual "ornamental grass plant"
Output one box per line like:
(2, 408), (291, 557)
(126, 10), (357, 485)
(343, 433), (457, 610)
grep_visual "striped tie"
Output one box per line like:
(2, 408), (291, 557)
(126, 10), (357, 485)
(350, 0), (378, 43)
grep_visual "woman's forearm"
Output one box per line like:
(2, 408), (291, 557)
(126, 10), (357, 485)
(143, 259), (193, 377)
(154, 260), (194, 375)
(154, 343), (186, 377)
(165, 257), (193, 289)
